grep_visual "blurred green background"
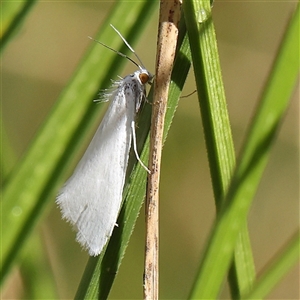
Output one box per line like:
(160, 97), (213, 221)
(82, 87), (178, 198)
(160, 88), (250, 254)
(2, 1), (298, 299)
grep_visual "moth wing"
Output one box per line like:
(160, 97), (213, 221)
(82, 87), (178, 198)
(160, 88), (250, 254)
(56, 90), (135, 256)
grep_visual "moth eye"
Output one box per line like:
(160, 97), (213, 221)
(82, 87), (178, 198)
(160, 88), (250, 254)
(139, 73), (149, 84)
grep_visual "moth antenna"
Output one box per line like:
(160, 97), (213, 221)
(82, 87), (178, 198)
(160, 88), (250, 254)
(109, 24), (147, 71)
(88, 36), (140, 69)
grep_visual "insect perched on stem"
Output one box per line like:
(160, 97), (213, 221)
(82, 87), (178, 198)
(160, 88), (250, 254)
(56, 25), (153, 256)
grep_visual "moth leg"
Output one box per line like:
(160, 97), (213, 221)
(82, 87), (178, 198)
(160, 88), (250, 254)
(131, 121), (150, 173)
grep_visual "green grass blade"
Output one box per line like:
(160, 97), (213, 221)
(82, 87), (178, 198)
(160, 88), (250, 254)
(0, 0), (37, 53)
(1, 124), (16, 183)
(75, 19), (192, 299)
(187, 2), (299, 298)
(184, 4), (236, 203)
(19, 232), (58, 299)
(1, 1), (157, 285)
(1, 125), (58, 297)
(228, 221), (256, 297)
(242, 230), (299, 299)
(183, 0), (256, 297)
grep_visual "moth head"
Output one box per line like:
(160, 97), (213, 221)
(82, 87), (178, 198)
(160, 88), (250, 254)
(139, 69), (153, 86)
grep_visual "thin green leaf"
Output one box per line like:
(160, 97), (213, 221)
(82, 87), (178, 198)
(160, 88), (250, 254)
(0, 0), (37, 53)
(242, 230), (299, 299)
(1, 124), (16, 183)
(19, 232), (58, 299)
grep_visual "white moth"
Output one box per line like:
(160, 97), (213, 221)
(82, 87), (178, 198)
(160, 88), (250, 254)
(56, 25), (153, 256)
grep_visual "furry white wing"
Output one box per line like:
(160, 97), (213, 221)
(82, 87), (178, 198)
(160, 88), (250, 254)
(56, 89), (135, 256)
